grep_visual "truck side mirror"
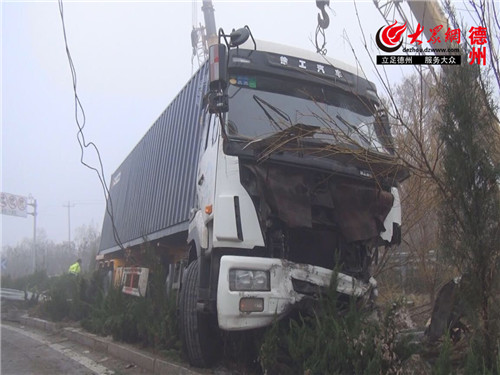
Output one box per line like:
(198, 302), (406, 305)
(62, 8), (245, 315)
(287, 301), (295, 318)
(208, 43), (228, 113)
(229, 27), (250, 47)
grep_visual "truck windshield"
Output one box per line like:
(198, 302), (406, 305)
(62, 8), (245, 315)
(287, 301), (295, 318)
(226, 74), (388, 153)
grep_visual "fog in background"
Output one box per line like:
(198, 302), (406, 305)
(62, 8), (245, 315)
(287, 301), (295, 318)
(2, 0), (416, 248)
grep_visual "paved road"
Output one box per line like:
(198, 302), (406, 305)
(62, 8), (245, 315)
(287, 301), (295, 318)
(1, 322), (153, 375)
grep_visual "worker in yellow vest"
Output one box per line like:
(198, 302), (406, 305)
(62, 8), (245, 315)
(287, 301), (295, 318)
(68, 258), (82, 275)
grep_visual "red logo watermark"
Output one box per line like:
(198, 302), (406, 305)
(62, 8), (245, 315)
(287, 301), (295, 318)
(468, 26), (488, 65)
(375, 21), (488, 66)
(375, 21), (407, 53)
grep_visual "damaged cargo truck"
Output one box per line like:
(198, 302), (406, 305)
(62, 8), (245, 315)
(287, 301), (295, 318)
(97, 30), (408, 367)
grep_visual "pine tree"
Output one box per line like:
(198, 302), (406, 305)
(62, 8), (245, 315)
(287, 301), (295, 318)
(438, 61), (500, 370)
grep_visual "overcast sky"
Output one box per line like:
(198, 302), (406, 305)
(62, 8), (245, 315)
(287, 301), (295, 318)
(1, 0), (442, 247)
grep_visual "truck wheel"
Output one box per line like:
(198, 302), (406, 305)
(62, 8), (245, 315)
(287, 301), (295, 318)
(179, 259), (218, 367)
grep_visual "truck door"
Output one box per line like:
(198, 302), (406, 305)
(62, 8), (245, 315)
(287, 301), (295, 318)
(197, 110), (220, 216)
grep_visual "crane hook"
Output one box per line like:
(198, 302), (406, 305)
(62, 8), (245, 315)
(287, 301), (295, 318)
(316, 0), (330, 30)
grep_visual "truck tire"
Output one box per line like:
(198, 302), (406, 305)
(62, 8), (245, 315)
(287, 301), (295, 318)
(179, 259), (218, 367)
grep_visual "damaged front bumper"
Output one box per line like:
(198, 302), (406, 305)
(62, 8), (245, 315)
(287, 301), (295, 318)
(217, 255), (376, 331)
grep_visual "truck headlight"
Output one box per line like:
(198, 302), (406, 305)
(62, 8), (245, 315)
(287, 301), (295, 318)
(229, 269), (270, 291)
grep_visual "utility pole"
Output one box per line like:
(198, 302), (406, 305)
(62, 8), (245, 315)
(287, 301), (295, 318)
(27, 197), (37, 273)
(63, 201), (75, 247)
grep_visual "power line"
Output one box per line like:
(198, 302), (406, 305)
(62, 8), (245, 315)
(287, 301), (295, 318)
(71, 200), (104, 206)
(57, 0), (124, 252)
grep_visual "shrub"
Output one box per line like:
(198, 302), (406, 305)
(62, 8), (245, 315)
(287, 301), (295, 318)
(259, 279), (416, 374)
(36, 274), (89, 321)
(81, 254), (180, 353)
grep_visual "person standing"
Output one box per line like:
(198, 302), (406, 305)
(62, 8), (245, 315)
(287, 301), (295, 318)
(68, 258), (82, 275)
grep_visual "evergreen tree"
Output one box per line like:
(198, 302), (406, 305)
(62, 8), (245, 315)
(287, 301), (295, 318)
(438, 61), (500, 370)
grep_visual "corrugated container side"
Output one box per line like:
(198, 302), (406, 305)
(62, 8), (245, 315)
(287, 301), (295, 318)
(99, 63), (208, 254)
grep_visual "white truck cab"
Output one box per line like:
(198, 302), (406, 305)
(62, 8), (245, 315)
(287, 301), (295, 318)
(181, 30), (407, 366)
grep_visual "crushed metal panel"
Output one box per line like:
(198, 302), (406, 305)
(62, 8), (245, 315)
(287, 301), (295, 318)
(380, 187), (401, 242)
(217, 255), (374, 331)
(332, 182), (394, 242)
(426, 277), (464, 341)
(244, 162), (394, 242)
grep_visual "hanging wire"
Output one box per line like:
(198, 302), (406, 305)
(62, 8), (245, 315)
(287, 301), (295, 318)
(57, 0), (125, 252)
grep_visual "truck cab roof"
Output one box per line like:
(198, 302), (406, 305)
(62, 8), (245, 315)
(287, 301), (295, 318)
(238, 39), (367, 79)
